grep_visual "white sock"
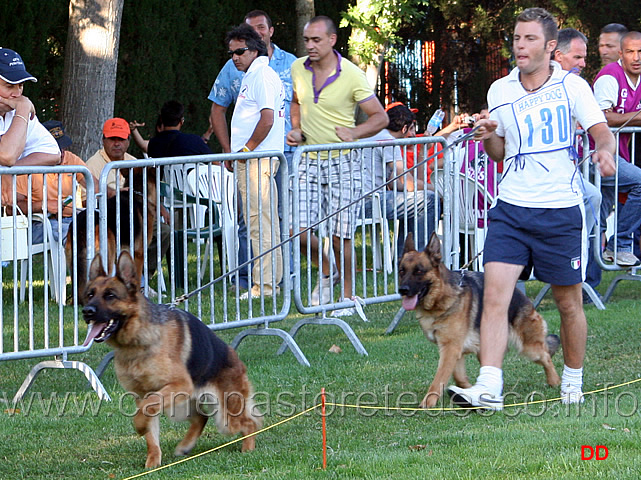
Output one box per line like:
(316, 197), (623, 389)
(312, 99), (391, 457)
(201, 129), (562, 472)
(477, 366), (503, 396)
(562, 365), (583, 391)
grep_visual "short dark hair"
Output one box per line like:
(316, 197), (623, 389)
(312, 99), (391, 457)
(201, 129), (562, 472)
(601, 23), (628, 36)
(516, 7), (558, 44)
(307, 15), (337, 36)
(555, 28), (588, 55)
(160, 100), (184, 128)
(245, 10), (272, 29)
(622, 31), (641, 49)
(225, 23), (268, 57)
(387, 105), (415, 133)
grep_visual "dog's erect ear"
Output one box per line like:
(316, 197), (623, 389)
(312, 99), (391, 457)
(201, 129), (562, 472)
(88, 254), (107, 281)
(403, 232), (416, 255)
(424, 232), (442, 263)
(116, 251), (140, 292)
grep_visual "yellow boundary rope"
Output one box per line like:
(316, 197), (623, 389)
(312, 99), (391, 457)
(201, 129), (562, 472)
(122, 405), (318, 480)
(121, 377), (641, 479)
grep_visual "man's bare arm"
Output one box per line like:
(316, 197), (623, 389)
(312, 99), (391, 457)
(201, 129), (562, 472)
(336, 97), (388, 142)
(210, 103), (231, 153)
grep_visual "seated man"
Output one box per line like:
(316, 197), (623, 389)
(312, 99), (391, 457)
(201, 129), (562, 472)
(0, 47), (60, 205)
(85, 117), (135, 196)
(7, 121), (106, 245)
(360, 103), (436, 257)
(592, 31), (641, 267)
(87, 118), (170, 281)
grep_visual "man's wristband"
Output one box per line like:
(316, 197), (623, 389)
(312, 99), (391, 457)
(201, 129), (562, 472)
(14, 114), (29, 126)
(241, 145), (251, 152)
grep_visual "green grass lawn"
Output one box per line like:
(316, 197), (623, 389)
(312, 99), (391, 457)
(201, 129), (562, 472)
(1, 267), (640, 479)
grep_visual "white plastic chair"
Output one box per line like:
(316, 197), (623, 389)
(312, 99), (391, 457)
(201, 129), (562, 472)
(354, 192), (394, 274)
(186, 165), (237, 275)
(431, 169), (495, 271)
(20, 213), (67, 304)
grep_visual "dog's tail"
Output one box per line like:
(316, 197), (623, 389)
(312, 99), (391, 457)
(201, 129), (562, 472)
(546, 334), (561, 357)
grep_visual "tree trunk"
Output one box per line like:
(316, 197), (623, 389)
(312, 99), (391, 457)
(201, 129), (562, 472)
(295, 0), (314, 57)
(61, 0), (125, 161)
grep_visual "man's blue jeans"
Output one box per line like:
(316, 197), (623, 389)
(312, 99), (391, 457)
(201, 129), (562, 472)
(364, 189), (436, 259)
(600, 156), (641, 253)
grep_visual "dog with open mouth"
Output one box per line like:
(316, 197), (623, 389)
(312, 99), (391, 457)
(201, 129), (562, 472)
(83, 251), (261, 468)
(398, 233), (561, 408)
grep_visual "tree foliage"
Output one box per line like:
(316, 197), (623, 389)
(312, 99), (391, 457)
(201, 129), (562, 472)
(341, 0), (429, 66)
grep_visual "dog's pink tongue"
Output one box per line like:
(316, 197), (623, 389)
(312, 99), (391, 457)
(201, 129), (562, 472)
(402, 295), (419, 311)
(82, 323), (103, 347)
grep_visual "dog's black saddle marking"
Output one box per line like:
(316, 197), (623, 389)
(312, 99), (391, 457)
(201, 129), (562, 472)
(179, 309), (231, 387)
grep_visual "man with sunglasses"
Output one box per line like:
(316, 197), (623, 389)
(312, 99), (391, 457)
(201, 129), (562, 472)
(204, 10), (296, 290)
(226, 23), (284, 300)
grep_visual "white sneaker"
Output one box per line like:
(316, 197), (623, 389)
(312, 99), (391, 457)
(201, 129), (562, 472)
(311, 271), (339, 306)
(447, 384), (504, 411)
(240, 286), (279, 300)
(561, 385), (585, 404)
(602, 249), (640, 266)
(331, 307), (355, 317)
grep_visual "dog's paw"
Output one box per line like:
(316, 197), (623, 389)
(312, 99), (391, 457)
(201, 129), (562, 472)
(419, 394), (439, 409)
(174, 444), (194, 457)
(145, 451), (162, 469)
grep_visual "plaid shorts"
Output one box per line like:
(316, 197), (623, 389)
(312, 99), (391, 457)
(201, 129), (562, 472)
(297, 150), (362, 239)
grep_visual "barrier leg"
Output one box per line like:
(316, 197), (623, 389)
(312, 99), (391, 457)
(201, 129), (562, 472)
(231, 327), (310, 367)
(276, 315), (368, 356)
(95, 351), (115, 379)
(532, 283), (551, 308)
(582, 283), (605, 310)
(12, 359), (111, 405)
(385, 307), (407, 335)
(603, 271), (641, 303)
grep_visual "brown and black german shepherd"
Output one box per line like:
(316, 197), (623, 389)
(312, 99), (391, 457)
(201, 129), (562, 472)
(67, 167), (158, 304)
(82, 251), (261, 468)
(398, 233), (561, 408)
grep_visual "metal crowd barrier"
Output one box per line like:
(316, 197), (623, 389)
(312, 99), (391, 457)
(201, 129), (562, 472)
(6, 125), (639, 402)
(93, 153), (309, 369)
(288, 137), (451, 344)
(533, 127), (641, 307)
(593, 126), (641, 301)
(0, 164), (110, 403)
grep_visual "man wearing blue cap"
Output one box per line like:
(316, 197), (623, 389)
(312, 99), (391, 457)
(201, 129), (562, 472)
(0, 48), (59, 171)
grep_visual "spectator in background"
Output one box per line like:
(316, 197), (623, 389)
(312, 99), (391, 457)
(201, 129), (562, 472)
(86, 118), (135, 193)
(205, 10), (296, 291)
(598, 23), (628, 67)
(360, 103), (436, 257)
(592, 31), (641, 267)
(553, 28), (604, 297)
(553, 28), (587, 74)
(6, 121), (108, 244)
(148, 101), (213, 159)
(0, 47), (59, 199)
(287, 16), (388, 316)
(226, 23), (284, 300)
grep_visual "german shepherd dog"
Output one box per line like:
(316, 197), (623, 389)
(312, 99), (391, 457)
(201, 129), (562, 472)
(398, 233), (561, 408)
(67, 167), (158, 304)
(82, 252), (261, 468)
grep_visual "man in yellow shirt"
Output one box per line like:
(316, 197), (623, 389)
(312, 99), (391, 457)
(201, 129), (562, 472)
(287, 16), (388, 316)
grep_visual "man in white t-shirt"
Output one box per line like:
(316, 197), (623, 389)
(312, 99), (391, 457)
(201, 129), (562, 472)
(227, 23), (284, 299)
(0, 47), (60, 204)
(447, 8), (616, 410)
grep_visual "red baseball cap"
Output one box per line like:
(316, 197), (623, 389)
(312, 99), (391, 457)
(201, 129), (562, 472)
(102, 117), (130, 139)
(385, 101), (418, 113)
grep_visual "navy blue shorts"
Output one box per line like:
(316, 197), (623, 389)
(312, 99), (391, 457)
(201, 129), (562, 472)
(483, 200), (586, 286)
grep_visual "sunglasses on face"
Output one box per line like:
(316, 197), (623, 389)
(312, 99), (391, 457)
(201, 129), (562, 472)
(228, 47), (250, 57)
